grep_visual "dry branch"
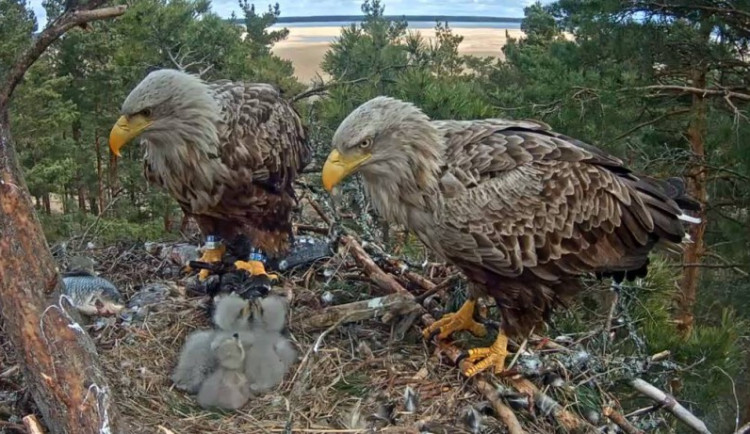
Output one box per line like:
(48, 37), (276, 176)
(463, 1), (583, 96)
(476, 380), (525, 434)
(22, 414), (44, 434)
(299, 293), (419, 330)
(604, 406), (645, 434)
(508, 377), (586, 431)
(630, 378), (711, 434)
(634, 85), (750, 101)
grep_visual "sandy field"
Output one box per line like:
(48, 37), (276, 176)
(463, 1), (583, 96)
(271, 26), (525, 83)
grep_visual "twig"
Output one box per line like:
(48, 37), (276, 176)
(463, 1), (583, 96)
(630, 378), (712, 434)
(711, 366), (739, 431)
(22, 414), (44, 434)
(0, 420), (25, 433)
(294, 224), (329, 235)
(476, 380), (525, 434)
(603, 406), (645, 434)
(606, 108), (690, 145)
(290, 64), (410, 103)
(306, 196), (332, 227)
(735, 422), (750, 434)
(76, 187), (124, 249)
(413, 274), (458, 303)
(632, 85), (750, 101)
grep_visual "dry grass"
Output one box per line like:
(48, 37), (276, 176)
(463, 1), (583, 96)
(55, 240), (510, 434)
(0, 189), (689, 434)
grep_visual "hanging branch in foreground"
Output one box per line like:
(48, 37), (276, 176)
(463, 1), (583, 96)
(630, 378), (712, 434)
(0, 3), (127, 434)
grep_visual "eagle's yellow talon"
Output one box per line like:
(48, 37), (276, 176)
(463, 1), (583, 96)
(234, 260), (278, 280)
(461, 332), (509, 377)
(187, 244), (226, 281)
(422, 298), (487, 340)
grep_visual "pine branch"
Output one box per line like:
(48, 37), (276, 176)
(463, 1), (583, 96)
(289, 64), (410, 103)
(0, 4), (128, 112)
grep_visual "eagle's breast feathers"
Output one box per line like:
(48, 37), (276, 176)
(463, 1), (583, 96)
(143, 80), (310, 252)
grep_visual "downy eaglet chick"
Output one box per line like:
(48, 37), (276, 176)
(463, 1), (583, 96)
(212, 292), (254, 332)
(243, 294), (298, 393)
(197, 333), (252, 410)
(172, 329), (228, 394)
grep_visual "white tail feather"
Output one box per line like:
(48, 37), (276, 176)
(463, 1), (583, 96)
(678, 213), (701, 224)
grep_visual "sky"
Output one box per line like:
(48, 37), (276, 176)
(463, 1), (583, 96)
(28, 0), (542, 26)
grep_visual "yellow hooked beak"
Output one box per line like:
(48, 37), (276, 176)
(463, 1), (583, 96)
(321, 149), (372, 192)
(108, 114), (152, 157)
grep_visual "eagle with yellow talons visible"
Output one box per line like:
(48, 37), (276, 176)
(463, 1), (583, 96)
(322, 96), (701, 378)
(109, 69), (310, 282)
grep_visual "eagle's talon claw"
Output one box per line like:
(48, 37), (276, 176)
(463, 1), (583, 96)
(421, 299), (487, 340)
(460, 332), (509, 378)
(234, 260), (279, 283)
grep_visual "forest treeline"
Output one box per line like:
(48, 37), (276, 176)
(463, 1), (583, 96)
(2, 0), (749, 431)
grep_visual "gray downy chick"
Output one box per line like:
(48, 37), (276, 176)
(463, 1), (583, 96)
(243, 295), (298, 393)
(212, 293), (253, 332)
(172, 329), (227, 394)
(197, 333), (252, 410)
(61, 268), (124, 317)
(250, 294), (289, 333)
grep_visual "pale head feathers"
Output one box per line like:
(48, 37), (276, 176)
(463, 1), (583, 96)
(331, 96), (446, 227)
(121, 68), (221, 157)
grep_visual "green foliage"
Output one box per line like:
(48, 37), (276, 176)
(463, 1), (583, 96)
(0, 0), (36, 82)
(237, 1), (288, 56)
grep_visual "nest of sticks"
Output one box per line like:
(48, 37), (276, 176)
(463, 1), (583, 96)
(0, 184), (713, 434)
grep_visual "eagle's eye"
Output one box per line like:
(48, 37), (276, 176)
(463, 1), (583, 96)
(359, 138), (372, 149)
(139, 108), (152, 117)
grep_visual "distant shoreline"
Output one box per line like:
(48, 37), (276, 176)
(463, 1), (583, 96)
(229, 15), (523, 24)
(271, 26), (525, 83)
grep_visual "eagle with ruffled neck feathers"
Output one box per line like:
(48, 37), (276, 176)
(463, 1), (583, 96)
(321, 96), (700, 377)
(109, 69), (311, 280)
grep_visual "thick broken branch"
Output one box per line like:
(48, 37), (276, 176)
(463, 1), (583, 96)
(630, 378), (711, 434)
(299, 293), (419, 330)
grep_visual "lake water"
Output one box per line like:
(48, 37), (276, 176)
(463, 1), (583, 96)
(271, 20), (522, 29)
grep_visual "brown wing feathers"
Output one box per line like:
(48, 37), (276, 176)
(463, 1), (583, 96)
(438, 121), (694, 335)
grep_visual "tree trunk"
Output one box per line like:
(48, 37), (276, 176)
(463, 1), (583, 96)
(163, 207), (173, 232)
(42, 193), (50, 214)
(0, 3), (126, 432)
(77, 185), (87, 214)
(95, 128), (105, 214)
(675, 67), (708, 338)
(108, 151), (118, 214)
(0, 111), (124, 433)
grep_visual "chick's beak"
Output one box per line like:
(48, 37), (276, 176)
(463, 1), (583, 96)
(108, 114), (152, 157)
(321, 149), (372, 192)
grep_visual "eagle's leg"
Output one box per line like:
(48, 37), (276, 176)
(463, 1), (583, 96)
(234, 248), (279, 280)
(196, 238), (226, 281)
(461, 330), (509, 377)
(421, 298), (488, 340)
